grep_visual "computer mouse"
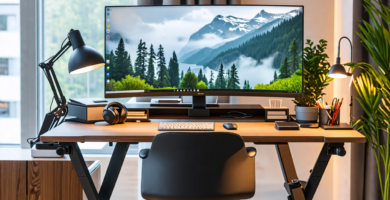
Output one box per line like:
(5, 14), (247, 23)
(223, 123), (237, 130)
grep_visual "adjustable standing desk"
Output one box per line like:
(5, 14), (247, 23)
(41, 121), (366, 200)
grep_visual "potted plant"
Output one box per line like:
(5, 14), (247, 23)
(293, 39), (333, 122)
(344, 0), (390, 199)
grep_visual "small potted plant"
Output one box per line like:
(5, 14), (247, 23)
(293, 39), (333, 123)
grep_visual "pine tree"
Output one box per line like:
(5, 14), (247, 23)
(203, 74), (208, 86)
(197, 68), (204, 84)
(246, 80), (251, 89)
(187, 67), (191, 73)
(215, 64), (225, 89)
(156, 44), (170, 88)
(243, 80), (251, 89)
(180, 70), (184, 80)
(168, 57), (174, 84)
(273, 71), (278, 82)
(179, 72), (198, 89)
(226, 69), (232, 89)
(134, 40), (142, 77)
(168, 51), (179, 87)
(279, 57), (291, 79)
(146, 44), (156, 85)
(230, 64), (240, 89)
(108, 50), (116, 77)
(126, 54), (134, 76)
(209, 70), (214, 89)
(112, 38), (132, 81)
(134, 40), (148, 79)
(288, 38), (300, 73)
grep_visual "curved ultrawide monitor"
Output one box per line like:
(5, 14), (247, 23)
(104, 5), (304, 98)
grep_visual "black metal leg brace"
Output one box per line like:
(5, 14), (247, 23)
(64, 142), (134, 200)
(254, 142), (345, 200)
(99, 142), (131, 200)
(275, 143), (306, 200)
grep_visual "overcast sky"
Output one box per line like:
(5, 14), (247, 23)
(106, 6), (301, 64)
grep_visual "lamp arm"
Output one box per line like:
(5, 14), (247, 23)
(29, 37), (72, 147)
(337, 36), (353, 64)
(39, 40), (72, 111)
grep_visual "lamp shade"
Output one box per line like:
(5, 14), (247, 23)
(67, 30), (105, 75)
(328, 57), (347, 78)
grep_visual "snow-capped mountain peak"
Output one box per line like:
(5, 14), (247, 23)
(180, 9), (301, 56)
(191, 9), (301, 41)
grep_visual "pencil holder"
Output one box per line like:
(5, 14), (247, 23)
(319, 109), (340, 126)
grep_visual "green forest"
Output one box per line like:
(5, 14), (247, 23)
(105, 38), (249, 91)
(106, 13), (302, 92)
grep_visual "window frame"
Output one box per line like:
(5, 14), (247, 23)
(32, 0), (138, 153)
(20, 0), (39, 148)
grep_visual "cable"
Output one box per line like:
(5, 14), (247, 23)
(221, 111), (253, 118)
(60, 37), (69, 48)
(49, 96), (55, 111)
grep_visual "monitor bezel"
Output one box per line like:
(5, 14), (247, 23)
(104, 4), (304, 98)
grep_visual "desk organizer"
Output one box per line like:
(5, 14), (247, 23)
(319, 109), (340, 126)
(263, 106), (289, 122)
(321, 123), (353, 130)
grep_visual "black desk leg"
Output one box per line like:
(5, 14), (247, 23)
(65, 142), (136, 200)
(99, 142), (131, 200)
(66, 142), (100, 200)
(275, 143), (306, 200)
(304, 143), (345, 200)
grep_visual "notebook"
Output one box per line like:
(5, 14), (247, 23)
(275, 122), (300, 130)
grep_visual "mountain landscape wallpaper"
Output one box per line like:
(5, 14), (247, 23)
(105, 6), (303, 92)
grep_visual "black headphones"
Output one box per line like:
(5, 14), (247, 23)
(102, 102), (128, 125)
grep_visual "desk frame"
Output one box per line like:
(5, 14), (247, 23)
(63, 142), (135, 200)
(63, 141), (344, 200)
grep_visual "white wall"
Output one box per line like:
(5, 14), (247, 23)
(333, 1), (353, 200)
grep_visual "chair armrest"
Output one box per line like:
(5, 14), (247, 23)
(246, 147), (257, 158)
(139, 149), (150, 159)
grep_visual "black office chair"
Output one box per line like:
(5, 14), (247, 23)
(139, 132), (257, 200)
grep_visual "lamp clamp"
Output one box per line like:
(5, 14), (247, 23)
(327, 143), (346, 157)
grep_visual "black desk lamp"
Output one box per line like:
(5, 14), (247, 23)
(29, 29), (105, 148)
(328, 36), (353, 122)
(329, 36), (353, 78)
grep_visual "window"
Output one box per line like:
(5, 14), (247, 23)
(0, 15), (6, 30)
(42, 0), (136, 153)
(0, 1), (20, 145)
(0, 102), (9, 117)
(0, 58), (8, 75)
(0, 15), (17, 31)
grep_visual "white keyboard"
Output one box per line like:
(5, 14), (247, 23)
(158, 122), (215, 131)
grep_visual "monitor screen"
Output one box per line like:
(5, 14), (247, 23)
(104, 5), (304, 98)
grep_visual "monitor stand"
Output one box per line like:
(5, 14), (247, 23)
(150, 96), (219, 108)
(150, 96), (218, 117)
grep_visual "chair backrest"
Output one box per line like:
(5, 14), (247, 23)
(141, 132), (256, 200)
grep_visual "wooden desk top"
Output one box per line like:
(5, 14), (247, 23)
(40, 122), (366, 143)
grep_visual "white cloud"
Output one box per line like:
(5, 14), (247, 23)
(226, 54), (277, 88)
